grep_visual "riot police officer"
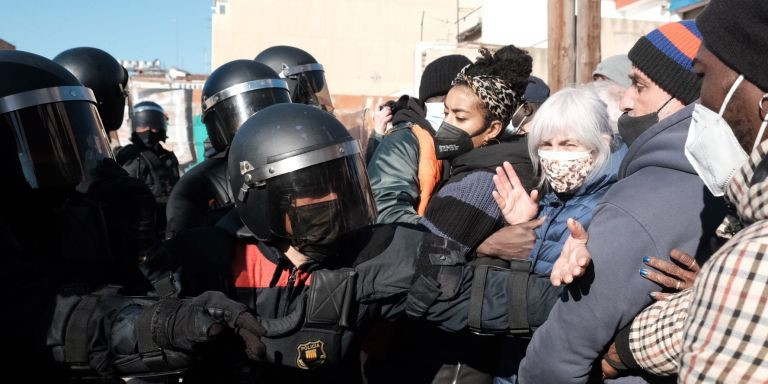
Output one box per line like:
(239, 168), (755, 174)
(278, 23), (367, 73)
(54, 46), (159, 270)
(0, 50), (266, 380)
(255, 45), (334, 112)
(53, 46), (129, 133)
(146, 103), (563, 383)
(164, 60), (291, 237)
(116, 101), (180, 233)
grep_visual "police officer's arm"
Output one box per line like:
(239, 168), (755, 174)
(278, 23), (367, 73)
(47, 289), (265, 378)
(403, 263), (563, 334)
(353, 226), (562, 334)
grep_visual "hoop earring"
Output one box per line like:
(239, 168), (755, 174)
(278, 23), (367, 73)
(759, 93), (768, 117)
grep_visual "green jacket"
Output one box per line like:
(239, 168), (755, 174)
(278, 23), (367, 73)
(367, 124), (421, 225)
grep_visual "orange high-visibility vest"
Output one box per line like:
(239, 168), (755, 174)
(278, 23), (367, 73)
(411, 124), (442, 215)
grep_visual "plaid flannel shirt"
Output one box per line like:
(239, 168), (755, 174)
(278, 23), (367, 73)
(679, 140), (768, 383)
(628, 289), (692, 375)
(680, 218), (768, 383)
(628, 142), (768, 382)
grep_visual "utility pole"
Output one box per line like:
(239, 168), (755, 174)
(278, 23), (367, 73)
(456, 0), (460, 43)
(576, 0), (601, 84)
(421, 10), (425, 41)
(547, 0), (576, 92)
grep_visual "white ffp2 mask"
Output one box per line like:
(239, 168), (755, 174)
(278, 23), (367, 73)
(424, 102), (444, 132)
(684, 75), (761, 197)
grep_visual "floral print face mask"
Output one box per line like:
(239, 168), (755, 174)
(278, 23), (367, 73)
(538, 150), (594, 193)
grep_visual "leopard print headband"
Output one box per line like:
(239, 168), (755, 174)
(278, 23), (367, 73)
(452, 64), (519, 125)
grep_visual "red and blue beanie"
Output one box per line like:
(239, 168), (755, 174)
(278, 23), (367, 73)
(628, 20), (702, 104)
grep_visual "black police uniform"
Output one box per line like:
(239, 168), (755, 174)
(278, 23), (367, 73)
(117, 101), (180, 233)
(0, 50), (265, 380)
(54, 46), (161, 272)
(165, 152), (233, 234)
(117, 136), (180, 204)
(145, 104), (562, 383)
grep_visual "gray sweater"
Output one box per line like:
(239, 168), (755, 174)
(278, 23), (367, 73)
(518, 104), (727, 383)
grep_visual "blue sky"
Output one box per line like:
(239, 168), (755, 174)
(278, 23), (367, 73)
(1, 0), (212, 74)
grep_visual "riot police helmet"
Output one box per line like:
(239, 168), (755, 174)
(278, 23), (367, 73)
(0, 50), (113, 190)
(228, 103), (376, 249)
(53, 47), (129, 132)
(131, 101), (167, 147)
(202, 59), (291, 152)
(254, 46), (334, 112)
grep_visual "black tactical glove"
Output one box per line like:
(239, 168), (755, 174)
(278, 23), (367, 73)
(151, 291), (266, 358)
(48, 289), (266, 378)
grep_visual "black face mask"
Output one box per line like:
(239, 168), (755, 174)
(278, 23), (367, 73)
(617, 112), (658, 147)
(137, 131), (160, 147)
(288, 200), (342, 262)
(617, 97), (673, 147)
(434, 121), (475, 160)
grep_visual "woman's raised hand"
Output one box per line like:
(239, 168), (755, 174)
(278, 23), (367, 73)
(492, 161), (540, 225)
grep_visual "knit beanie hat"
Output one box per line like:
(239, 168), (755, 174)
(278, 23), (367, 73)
(592, 54), (632, 88)
(628, 20), (702, 104)
(697, 0), (768, 92)
(524, 76), (551, 104)
(419, 54), (472, 101)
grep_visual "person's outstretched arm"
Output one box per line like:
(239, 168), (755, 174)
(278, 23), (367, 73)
(519, 203), (662, 384)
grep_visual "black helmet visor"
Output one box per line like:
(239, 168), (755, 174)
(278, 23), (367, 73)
(202, 79), (290, 151)
(281, 64), (333, 112)
(0, 86), (112, 189)
(236, 139), (375, 241)
(266, 154), (375, 241)
(132, 105), (167, 133)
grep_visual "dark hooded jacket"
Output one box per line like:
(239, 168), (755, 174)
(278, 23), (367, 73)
(519, 104), (727, 383)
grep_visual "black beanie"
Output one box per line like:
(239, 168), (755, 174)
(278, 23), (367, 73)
(419, 54), (471, 101)
(697, 0), (768, 92)
(628, 20), (702, 105)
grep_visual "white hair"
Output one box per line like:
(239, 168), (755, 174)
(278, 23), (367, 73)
(586, 79), (627, 134)
(528, 86), (615, 187)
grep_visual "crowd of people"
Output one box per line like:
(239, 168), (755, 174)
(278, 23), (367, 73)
(2, 0), (767, 383)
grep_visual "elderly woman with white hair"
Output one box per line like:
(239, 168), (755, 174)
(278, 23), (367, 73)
(492, 85), (627, 384)
(492, 86), (627, 277)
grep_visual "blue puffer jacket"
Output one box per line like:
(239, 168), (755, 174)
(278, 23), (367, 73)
(528, 143), (627, 275)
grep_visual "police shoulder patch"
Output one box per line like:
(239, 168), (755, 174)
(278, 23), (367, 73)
(296, 340), (327, 369)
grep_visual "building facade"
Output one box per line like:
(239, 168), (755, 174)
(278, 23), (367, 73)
(210, 0), (681, 148)
(115, 60), (207, 173)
